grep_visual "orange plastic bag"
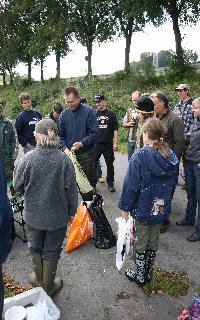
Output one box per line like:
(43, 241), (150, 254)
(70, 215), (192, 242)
(66, 204), (92, 253)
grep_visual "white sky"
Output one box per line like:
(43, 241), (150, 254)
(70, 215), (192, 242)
(15, 21), (200, 80)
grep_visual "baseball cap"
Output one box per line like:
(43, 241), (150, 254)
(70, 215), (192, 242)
(175, 83), (189, 90)
(93, 94), (105, 102)
(35, 119), (57, 135)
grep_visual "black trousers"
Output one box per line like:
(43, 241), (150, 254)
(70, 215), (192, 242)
(0, 264), (3, 320)
(94, 143), (115, 185)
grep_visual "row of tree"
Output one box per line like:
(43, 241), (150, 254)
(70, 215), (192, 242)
(0, 0), (200, 84)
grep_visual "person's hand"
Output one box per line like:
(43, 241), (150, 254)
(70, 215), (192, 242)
(113, 143), (118, 152)
(71, 142), (83, 152)
(64, 147), (70, 155)
(129, 120), (135, 127)
(121, 211), (129, 221)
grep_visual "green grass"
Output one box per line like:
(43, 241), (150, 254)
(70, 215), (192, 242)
(143, 267), (189, 297)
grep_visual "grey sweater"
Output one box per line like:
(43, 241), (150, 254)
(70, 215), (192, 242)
(186, 117), (200, 163)
(13, 147), (78, 231)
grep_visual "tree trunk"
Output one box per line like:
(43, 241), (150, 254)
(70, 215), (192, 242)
(40, 56), (44, 82)
(171, 12), (184, 77)
(27, 58), (32, 81)
(2, 69), (6, 86)
(56, 50), (61, 79)
(87, 41), (92, 75)
(124, 23), (133, 71)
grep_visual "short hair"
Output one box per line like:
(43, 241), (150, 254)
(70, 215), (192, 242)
(192, 97), (200, 108)
(64, 86), (79, 97)
(52, 102), (63, 114)
(153, 92), (169, 108)
(19, 93), (31, 103)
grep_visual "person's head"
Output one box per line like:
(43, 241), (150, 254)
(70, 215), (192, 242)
(64, 86), (80, 111)
(93, 94), (106, 111)
(19, 93), (32, 111)
(34, 119), (58, 148)
(175, 84), (189, 101)
(142, 118), (168, 157)
(135, 96), (154, 122)
(131, 90), (141, 104)
(192, 98), (200, 119)
(152, 92), (169, 117)
(52, 102), (63, 121)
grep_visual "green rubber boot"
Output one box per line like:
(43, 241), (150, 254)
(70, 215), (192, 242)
(30, 253), (43, 287)
(43, 260), (63, 297)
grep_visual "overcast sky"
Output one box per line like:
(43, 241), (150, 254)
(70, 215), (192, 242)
(15, 21), (200, 80)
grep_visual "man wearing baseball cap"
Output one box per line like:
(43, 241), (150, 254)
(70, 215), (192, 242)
(93, 94), (118, 192)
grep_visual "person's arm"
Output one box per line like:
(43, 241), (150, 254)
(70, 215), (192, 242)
(118, 155), (141, 212)
(58, 111), (70, 154)
(15, 115), (27, 147)
(13, 157), (26, 194)
(113, 129), (118, 151)
(80, 110), (99, 147)
(172, 118), (185, 160)
(123, 111), (135, 128)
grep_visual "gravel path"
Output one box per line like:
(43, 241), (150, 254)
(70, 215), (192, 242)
(4, 152), (200, 320)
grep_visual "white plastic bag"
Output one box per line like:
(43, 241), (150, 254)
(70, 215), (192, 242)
(26, 293), (53, 320)
(115, 215), (134, 270)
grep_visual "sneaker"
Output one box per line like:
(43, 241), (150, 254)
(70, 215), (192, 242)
(108, 184), (115, 192)
(187, 232), (200, 242)
(97, 177), (105, 183)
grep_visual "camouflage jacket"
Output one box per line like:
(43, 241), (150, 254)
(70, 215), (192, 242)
(0, 116), (16, 162)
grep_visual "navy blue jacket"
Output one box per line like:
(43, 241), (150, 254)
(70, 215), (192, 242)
(15, 109), (42, 147)
(0, 161), (12, 264)
(58, 103), (99, 152)
(118, 146), (178, 225)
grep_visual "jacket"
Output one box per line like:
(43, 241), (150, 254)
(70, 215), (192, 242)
(158, 110), (185, 160)
(58, 103), (99, 153)
(185, 117), (200, 163)
(0, 116), (16, 162)
(13, 147), (78, 231)
(0, 161), (12, 264)
(118, 146), (178, 225)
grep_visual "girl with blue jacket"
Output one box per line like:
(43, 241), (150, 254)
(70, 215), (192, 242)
(118, 118), (178, 286)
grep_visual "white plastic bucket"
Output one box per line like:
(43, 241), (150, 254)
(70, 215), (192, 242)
(5, 305), (27, 320)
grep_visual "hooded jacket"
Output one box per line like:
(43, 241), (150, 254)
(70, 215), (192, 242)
(0, 161), (12, 264)
(118, 146), (178, 225)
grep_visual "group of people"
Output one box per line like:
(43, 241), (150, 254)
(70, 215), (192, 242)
(0, 83), (200, 316)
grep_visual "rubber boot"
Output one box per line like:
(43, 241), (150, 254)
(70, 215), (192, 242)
(30, 253), (43, 287)
(125, 251), (146, 286)
(43, 260), (63, 297)
(145, 250), (156, 283)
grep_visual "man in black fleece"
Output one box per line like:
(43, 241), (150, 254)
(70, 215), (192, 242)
(15, 92), (42, 153)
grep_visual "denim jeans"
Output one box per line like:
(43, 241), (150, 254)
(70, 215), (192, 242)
(184, 160), (200, 233)
(128, 141), (135, 161)
(96, 161), (102, 178)
(26, 224), (67, 261)
(95, 143), (114, 185)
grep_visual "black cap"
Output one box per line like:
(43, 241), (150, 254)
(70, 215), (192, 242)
(135, 97), (154, 113)
(93, 94), (105, 102)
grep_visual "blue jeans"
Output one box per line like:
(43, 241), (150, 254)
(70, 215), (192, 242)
(184, 160), (200, 233)
(128, 141), (135, 161)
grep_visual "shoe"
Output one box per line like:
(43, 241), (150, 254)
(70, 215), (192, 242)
(187, 233), (200, 242)
(97, 177), (105, 183)
(145, 250), (156, 283)
(30, 253), (43, 287)
(160, 220), (170, 233)
(125, 251), (146, 287)
(43, 260), (63, 297)
(108, 184), (115, 192)
(176, 220), (195, 226)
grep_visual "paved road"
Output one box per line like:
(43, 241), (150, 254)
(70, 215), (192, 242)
(4, 152), (200, 320)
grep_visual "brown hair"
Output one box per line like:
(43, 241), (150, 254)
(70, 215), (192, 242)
(19, 93), (31, 103)
(64, 86), (79, 97)
(142, 118), (169, 158)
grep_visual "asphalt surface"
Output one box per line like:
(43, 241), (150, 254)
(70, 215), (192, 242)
(4, 152), (200, 320)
